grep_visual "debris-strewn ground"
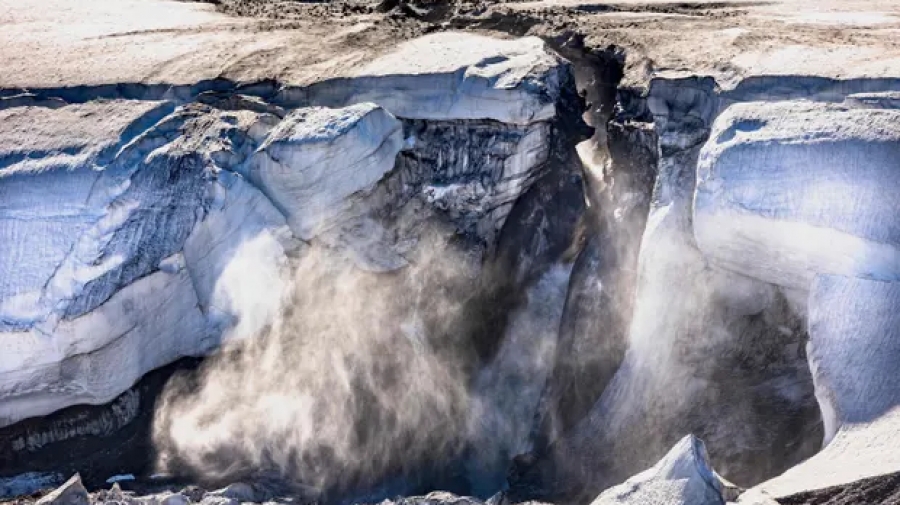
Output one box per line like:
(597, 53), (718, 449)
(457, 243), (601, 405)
(777, 472), (900, 505)
(2, 0), (899, 91)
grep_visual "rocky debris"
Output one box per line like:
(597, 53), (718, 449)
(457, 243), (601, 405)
(380, 491), (484, 505)
(694, 102), (900, 291)
(5, 477), (507, 505)
(775, 471), (900, 505)
(589, 435), (725, 505)
(35, 475), (88, 505)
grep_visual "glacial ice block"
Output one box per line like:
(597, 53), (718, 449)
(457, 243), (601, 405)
(0, 102), (293, 427)
(694, 101), (900, 290)
(247, 103), (403, 240)
(304, 32), (566, 125)
(0, 100), (176, 330)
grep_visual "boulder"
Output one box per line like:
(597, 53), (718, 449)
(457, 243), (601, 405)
(694, 101), (900, 290)
(589, 435), (725, 505)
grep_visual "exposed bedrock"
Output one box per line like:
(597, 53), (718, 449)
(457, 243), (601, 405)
(0, 32), (589, 497)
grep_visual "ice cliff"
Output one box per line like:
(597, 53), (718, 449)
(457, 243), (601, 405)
(0, 32), (581, 431)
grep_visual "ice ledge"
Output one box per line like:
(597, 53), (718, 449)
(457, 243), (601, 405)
(295, 33), (565, 126)
(694, 101), (900, 290)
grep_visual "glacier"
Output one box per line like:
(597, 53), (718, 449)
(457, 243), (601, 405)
(694, 101), (900, 290)
(0, 33), (581, 434)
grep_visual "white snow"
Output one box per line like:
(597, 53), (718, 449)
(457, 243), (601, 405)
(694, 101), (900, 290)
(305, 33), (566, 125)
(590, 435), (725, 505)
